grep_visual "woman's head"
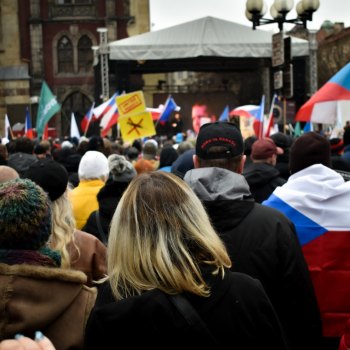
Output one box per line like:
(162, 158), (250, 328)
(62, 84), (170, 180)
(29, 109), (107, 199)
(108, 171), (231, 300)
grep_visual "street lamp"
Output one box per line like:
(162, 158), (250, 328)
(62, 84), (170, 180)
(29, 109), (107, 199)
(245, 0), (320, 30)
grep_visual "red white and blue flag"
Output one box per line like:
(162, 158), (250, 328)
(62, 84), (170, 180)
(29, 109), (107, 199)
(81, 102), (95, 134)
(230, 96), (265, 138)
(295, 62), (350, 123)
(25, 106), (33, 139)
(158, 95), (180, 123)
(94, 93), (119, 137)
(263, 164), (350, 337)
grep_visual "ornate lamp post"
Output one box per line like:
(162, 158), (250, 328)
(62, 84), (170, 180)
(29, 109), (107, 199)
(245, 0), (320, 30)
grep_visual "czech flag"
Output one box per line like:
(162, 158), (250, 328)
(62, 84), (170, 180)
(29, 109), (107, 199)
(81, 102), (95, 134)
(230, 97), (265, 138)
(263, 164), (350, 338)
(295, 62), (350, 123)
(25, 106), (33, 139)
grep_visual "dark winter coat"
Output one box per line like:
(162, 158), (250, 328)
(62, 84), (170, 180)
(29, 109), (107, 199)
(82, 180), (130, 244)
(184, 167), (322, 350)
(83, 269), (289, 350)
(243, 162), (286, 203)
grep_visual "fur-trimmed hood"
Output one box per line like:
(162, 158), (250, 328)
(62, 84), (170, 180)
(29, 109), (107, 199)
(0, 263), (97, 350)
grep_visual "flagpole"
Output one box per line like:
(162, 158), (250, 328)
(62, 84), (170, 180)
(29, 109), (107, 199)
(283, 97), (287, 134)
(84, 102), (95, 137)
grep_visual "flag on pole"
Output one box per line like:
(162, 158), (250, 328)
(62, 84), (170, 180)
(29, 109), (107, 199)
(218, 105), (229, 122)
(230, 104), (262, 119)
(25, 106), (33, 139)
(36, 81), (61, 139)
(70, 112), (81, 139)
(252, 95), (265, 138)
(4, 114), (13, 141)
(158, 95), (180, 123)
(294, 121), (302, 137)
(93, 92), (118, 120)
(295, 62), (350, 123)
(264, 94), (279, 137)
(81, 102), (95, 135)
(96, 93), (119, 137)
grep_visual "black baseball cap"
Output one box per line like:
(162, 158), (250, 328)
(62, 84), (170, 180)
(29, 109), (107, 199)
(196, 122), (244, 159)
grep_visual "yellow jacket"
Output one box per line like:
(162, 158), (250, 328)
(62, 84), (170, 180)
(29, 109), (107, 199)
(69, 179), (105, 229)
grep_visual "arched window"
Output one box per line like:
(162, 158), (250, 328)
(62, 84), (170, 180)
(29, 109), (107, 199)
(78, 35), (93, 73)
(57, 36), (73, 73)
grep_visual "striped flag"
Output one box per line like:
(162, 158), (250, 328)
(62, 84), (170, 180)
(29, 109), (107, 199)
(81, 102), (95, 134)
(296, 62), (350, 123)
(158, 95), (180, 123)
(25, 106), (33, 139)
(263, 164), (350, 337)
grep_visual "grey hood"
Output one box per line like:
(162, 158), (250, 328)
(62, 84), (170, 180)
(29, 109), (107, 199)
(184, 167), (251, 201)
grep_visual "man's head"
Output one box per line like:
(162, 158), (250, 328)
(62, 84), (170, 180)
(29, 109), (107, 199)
(194, 122), (245, 173)
(289, 132), (331, 174)
(251, 138), (283, 166)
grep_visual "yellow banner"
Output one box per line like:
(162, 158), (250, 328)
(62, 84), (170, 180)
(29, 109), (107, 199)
(116, 91), (146, 117)
(118, 111), (156, 142)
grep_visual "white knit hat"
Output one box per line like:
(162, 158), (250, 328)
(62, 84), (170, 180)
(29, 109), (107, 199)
(78, 151), (109, 180)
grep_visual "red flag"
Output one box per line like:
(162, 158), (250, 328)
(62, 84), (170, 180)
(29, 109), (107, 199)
(42, 123), (49, 140)
(25, 106), (34, 139)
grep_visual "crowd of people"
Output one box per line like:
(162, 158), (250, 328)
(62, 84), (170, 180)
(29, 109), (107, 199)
(1, 121), (350, 350)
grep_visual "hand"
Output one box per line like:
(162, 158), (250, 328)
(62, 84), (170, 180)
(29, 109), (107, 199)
(0, 333), (56, 350)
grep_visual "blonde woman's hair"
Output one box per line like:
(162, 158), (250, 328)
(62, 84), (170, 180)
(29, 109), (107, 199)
(50, 191), (80, 268)
(108, 171), (231, 300)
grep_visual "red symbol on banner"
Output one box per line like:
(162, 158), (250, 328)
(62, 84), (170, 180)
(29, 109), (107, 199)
(127, 117), (144, 135)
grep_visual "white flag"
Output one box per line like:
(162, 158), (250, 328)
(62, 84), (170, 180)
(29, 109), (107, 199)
(70, 112), (80, 139)
(4, 114), (11, 140)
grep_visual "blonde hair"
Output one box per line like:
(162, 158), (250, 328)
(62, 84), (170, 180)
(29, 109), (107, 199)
(50, 191), (80, 268)
(108, 171), (231, 300)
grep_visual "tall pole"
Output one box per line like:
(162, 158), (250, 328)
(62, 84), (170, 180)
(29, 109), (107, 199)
(309, 30), (318, 96)
(97, 28), (109, 102)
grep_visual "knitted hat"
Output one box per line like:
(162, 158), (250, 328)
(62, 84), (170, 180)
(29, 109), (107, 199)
(289, 132), (331, 174)
(0, 178), (51, 249)
(24, 159), (68, 201)
(78, 150), (109, 180)
(196, 122), (244, 159)
(251, 138), (283, 160)
(108, 154), (136, 182)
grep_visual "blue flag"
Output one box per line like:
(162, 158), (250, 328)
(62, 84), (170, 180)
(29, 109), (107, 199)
(159, 95), (180, 122)
(219, 105), (229, 122)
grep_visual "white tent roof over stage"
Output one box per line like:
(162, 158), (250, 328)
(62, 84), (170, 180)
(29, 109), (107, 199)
(108, 16), (309, 61)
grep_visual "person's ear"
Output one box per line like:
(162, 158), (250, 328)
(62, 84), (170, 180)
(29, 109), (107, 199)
(237, 155), (246, 174)
(193, 154), (200, 168)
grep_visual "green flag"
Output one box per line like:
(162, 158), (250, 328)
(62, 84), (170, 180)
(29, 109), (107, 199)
(294, 121), (302, 137)
(36, 81), (61, 139)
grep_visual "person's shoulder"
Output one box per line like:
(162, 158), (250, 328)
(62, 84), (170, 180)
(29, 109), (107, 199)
(93, 288), (167, 320)
(74, 229), (107, 249)
(251, 201), (292, 222)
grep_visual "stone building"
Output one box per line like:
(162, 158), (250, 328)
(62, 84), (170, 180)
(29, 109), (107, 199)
(0, 0), (150, 138)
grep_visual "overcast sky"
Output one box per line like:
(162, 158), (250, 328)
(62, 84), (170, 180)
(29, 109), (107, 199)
(150, 0), (350, 32)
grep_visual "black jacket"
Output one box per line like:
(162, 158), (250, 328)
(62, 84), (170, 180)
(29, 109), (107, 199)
(82, 180), (130, 244)
(184, 167), (322, 350)
(243, 162), (286, 203)
(83, 270), (288, 350)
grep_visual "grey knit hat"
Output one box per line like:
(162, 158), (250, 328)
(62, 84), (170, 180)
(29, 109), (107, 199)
(108, 154), (137, 182)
